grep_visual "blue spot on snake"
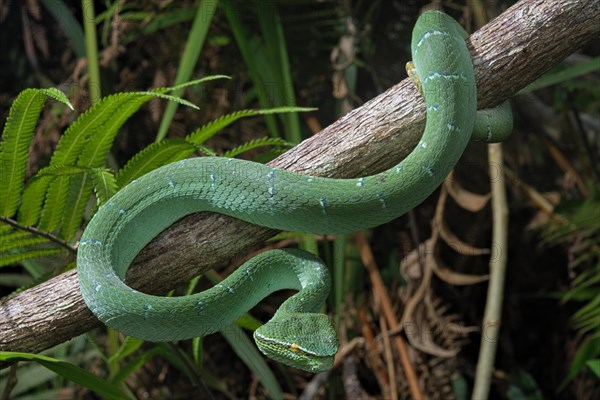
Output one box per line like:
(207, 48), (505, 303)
(378, 192), (387, 209)
(319, 198), (329, 214)
(217, 283), (234, 294)
(143, 304), (152, 319)
(446, 120), (459, 133)
(423, 164), (435, 177)
(416, 29), (451, 47)
(195, 301), (204, 316)
(268, 169), (276, 197)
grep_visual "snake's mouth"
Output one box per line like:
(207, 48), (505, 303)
(254, 331), (337, 373)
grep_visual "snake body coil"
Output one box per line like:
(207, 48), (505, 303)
(77, 11), (512, 373)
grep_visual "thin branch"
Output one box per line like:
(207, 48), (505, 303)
(0, 216), (76, 255)
(472, 143), (509, 399)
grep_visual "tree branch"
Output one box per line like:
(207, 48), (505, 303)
(1, 0), (598, 356)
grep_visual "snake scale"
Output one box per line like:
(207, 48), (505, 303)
(77, 10), (512, 373)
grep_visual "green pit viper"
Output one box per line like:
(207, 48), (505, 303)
(77, 10), (513, 373)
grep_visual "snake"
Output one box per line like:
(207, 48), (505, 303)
(77, 10), (512, 373)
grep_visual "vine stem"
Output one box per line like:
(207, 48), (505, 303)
(472, 143), (509, 399)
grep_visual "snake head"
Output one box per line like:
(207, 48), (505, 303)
(254, 313), (339, 373)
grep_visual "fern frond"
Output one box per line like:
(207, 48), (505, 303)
(50, 93), (142, 166)
(136, 91), (199, 110)
(0, 88), (71, 218)
(116, 139), (197, 187)
(160, 75), (230, 93)
(0, 235), (50, 254)
(32, 164), (97, 180)
(573, 293), (600, 333)
(46, 91), (192, 239)
(0, 229), (30, 243)
(35, 88), (73, 110)
(190, 142), (217, 157)
(33, 165), (100, 233)
(0, 248), (64, 269)
(29, 92), (151, 231)
(222, 137), (293, 158)
(90, 168), (117, 205)
(17, 176), (55, 226)
(187, 107), (315, 145)
(60, 173), (94, 240)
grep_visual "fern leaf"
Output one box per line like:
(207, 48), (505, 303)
(90, 168), (117, 205)
(77, 93), (156, 167)
(49, 93), (140, 166)
(136, 91), (199, 110)
(17, 176), (55, 226)
(46, 91), (185, 239)
(190, 142), (217, 157)
(32, 164), (96, 179)
(20, 93), (140, 229)
(0, 88), (71, 218)
(34, 164), (92, 233)
(0, 248), (64, 268)
(0, 236), (50, 254)
(0, 229), (30, 243)
(36, 88), (73, 109)
(0, 224), (13, 235)
(187, 107), (315, 145)
(37, 177), (71, 232)
(60, 173), (94, 240)
(222, 137), (293, 158)
(161, 75), (230, 93)
(116, 139), (197, 187)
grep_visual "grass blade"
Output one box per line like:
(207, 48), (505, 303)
(155, 1), (219, 142)
(0, 351), (130, 399)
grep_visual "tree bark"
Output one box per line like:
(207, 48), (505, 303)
(1, 0), (598, 357)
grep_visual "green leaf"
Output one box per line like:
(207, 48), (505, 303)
(135, 91), (199, 110)
(222, 136), (293, 158)
(90, 168), (118, 205)
(0, 88), (71, 218)
(18, 175), (55, 226)
(506, 368), (543, 400)
(520, 56), (600, 93)
(220, 324), (283, 399)
(115, 139), (197, 187)
(59, 173), (93, 240)
(155, 1), (220, 142)
(40, 0), (86, 58)
(0, 248), (64, 268)
(559, 335), (600, 390)
(586, 359), (600, 378)
(187, 107), (315, 145)
(0, 235), (49, 253)
(107, 336), (144, 366)
(161, 75), (230, 94)
(0, 351), (130, 399)
(109, 345), (194, 386)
